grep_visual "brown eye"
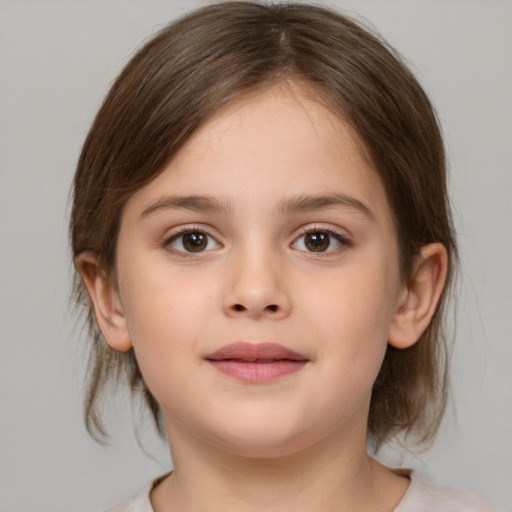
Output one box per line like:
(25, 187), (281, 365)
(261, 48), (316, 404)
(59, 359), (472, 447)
(304, 231), (330, 252)
(182, 232), (207, 252)
(293, 229), (349, 253)
(168, 230), (219, 253)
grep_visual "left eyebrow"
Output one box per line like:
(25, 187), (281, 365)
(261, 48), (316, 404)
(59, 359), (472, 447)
(277, 193), (375, 222)
(140, 194), (232, 219)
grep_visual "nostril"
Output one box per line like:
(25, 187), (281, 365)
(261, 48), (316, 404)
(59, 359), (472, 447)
(231, 304), (278, 313)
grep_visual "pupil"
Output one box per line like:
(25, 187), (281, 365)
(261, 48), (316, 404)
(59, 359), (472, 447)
(305, 232), (329, 252)
(183, 232), (207, 252)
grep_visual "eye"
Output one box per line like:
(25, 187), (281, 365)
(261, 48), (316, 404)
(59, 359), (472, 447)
(292, 229), (349, 253)
(166, 230), (220, 253)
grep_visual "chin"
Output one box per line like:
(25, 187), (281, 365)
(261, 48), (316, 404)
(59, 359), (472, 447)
(201, 416), (317, 460)
(218, 436), (311, 460)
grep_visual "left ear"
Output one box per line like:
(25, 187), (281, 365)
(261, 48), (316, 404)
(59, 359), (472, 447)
(388, 243), (449, 349)
(75, 251), (133, 352)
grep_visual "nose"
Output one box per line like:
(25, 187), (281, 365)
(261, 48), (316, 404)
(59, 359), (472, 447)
(222, 248), (292, 320)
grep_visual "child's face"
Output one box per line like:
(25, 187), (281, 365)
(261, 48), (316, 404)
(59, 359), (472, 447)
(112, 85), (407, 457)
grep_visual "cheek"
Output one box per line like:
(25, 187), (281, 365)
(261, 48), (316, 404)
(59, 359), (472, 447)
(118, 261), (215, 386)
(312, 262), (397, 340)
(302, 258), (399, 382)
(120, 250), (213, 331)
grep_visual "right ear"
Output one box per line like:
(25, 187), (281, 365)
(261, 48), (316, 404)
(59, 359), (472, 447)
(75, 251), (133, 352)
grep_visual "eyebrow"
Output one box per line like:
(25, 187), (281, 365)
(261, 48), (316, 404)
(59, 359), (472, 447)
(140, 194), (232, 219)
(277, 193), (375, 221)
(140, 192), (374, 221)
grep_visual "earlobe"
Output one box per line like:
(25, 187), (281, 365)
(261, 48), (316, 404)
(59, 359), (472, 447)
(388, 243), (448, 349)
(75, 251), (133, 352)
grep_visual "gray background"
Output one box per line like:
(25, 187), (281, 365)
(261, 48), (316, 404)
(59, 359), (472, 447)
(1, 1), (511, 511)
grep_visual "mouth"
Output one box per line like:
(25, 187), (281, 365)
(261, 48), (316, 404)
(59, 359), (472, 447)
(205, 342), (309, 383)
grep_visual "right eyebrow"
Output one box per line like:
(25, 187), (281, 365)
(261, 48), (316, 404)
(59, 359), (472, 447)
(277, 192), (375, 222)
(139, 194), (233, 219)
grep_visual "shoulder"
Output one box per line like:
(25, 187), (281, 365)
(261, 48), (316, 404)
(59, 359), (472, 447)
(100, 481), (154, 512)
(99, 470), (501, 512)
(395, 470), (500, 512)
(100, 472), (171, 512)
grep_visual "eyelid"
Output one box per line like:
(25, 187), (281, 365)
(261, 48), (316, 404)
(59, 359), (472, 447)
(163, 225), (222, 254)
(291, 224), (352, 253)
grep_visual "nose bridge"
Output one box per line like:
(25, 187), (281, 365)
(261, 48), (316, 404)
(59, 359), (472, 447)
(223, 237), (291, 319)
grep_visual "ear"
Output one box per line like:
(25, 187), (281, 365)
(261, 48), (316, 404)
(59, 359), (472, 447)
(388, 243), (449, 349)
(75, 251), (133, 352)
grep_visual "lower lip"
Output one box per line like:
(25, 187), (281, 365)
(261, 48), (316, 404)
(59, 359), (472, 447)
(208, 360), (307, 383)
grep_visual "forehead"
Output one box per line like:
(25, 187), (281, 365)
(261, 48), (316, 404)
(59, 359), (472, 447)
(178, 85), (367, 175)
(122, 84), (392, 224)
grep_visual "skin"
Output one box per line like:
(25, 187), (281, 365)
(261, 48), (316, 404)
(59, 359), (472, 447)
(78, 84), (448, 511)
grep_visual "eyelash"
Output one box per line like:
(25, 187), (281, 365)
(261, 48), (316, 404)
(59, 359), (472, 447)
(164, 226), (221, 256)
(163, 225), (351, 256)
(292, 226), (351, 255)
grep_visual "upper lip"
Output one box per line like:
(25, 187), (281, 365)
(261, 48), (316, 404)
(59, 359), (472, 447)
(206, 342), (308, 362)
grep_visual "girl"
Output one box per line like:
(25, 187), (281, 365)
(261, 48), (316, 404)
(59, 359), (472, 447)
(70, 2), (498, 511)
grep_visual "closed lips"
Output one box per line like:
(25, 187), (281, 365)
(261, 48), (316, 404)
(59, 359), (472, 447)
(205, 342), (308, 362)
(206, 342), (309, 383)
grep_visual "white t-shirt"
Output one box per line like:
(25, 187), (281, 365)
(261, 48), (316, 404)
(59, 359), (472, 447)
(102, 470), (499, 511)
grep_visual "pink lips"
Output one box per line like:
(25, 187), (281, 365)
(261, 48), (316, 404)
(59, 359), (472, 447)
(206, 342), (308, 383)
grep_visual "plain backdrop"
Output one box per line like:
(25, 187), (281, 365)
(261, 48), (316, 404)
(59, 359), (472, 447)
(1, 1), (511, 511)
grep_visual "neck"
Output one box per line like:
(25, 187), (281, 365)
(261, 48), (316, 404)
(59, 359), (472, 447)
(151, 423), (408, 512)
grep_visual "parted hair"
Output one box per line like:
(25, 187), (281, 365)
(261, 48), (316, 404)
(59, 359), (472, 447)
(70, 1), (457, 448)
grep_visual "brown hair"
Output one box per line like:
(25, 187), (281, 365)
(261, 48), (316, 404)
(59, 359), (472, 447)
(70, 1), (457, 448)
